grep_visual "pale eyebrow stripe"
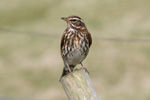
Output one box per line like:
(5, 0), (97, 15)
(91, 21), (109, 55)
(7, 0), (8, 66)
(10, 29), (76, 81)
(71, 18), (80, 20)
(71, 18), (84, 22)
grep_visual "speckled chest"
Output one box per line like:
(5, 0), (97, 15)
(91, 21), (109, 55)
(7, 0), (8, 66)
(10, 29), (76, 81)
(61, 29), (89, 64)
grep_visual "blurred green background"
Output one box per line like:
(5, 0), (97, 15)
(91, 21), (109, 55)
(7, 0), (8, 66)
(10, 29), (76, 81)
(0, 0), (150, 100)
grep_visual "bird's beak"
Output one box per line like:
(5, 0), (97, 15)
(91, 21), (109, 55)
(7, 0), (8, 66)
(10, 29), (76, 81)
(61, 17), (69, 22)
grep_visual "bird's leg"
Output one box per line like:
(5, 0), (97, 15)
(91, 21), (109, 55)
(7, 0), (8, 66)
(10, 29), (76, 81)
(80, 62), (85, 69)
(80, 62), (90, 74)
(65, 61), (71, 72)
(59, 62), (71, 81)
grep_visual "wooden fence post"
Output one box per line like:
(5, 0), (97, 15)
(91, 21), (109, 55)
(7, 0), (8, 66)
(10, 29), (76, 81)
(60, 68), (100, 100)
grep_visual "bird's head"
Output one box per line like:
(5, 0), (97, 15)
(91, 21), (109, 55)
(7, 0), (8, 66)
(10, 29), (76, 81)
(61, 15), (86, 30)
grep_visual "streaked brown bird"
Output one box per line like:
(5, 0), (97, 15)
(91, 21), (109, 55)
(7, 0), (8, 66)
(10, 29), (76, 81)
(60, 15), (92, 78)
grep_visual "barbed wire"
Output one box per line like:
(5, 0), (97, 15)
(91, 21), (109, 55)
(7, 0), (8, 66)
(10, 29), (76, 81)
(0, 96), (41, 100)
(0, 28), (59, 38)
(0, 28), (150, 43)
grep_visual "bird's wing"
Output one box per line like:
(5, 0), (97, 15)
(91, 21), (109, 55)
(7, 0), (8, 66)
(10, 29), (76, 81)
(60, 31), (66, 53)
(87, 32), (92, 47)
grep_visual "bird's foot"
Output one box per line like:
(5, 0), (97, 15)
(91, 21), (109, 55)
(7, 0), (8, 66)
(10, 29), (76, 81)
(83, 67), (90, 75)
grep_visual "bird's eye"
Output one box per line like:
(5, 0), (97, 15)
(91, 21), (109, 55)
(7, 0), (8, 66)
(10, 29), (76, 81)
(70, 19), (76, 22)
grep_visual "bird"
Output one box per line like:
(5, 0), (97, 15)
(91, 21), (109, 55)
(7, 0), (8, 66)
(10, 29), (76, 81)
(60, 15), (92, 79)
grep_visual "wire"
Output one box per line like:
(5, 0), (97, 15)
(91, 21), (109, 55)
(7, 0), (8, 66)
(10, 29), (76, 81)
(0, 28), (60, 38)
(94, 37), (150, 43)
(0, 96), (41, 100)
(0, 28), (150, 43)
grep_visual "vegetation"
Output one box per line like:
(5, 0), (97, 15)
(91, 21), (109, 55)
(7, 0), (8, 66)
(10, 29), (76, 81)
(0, 0), (150, 100)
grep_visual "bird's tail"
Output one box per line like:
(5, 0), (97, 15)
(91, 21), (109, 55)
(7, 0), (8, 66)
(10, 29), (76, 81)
(60, 65), (75, 78)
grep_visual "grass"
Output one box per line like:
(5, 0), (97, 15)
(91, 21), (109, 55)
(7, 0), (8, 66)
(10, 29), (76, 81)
(0, 0), (150, 100)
